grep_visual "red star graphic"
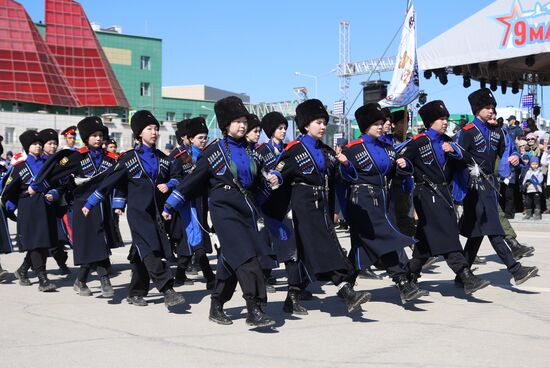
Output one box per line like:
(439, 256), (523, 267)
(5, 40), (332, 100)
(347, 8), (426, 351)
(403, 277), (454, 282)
(496, 0), (524, 47)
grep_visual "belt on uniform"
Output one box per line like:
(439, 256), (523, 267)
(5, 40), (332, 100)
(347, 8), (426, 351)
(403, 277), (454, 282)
(350, 183), (388, 190)
(212, 183), (253, 196)
(291, 182), (326, 191)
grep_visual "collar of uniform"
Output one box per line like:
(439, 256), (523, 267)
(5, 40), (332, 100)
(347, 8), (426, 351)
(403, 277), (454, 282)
(138, 143), (156, 154)
(301, 134), (319, 148)
(87, 145), (103, 155)
(269, 140), (283, 152)
(191, 145), (202, 159)
(227, 136), (247, 148)
(26, 152), (43, 163)
(361, 133), (378, 145)
(426, 128), (442, 141)
(473, 117), (491, 133)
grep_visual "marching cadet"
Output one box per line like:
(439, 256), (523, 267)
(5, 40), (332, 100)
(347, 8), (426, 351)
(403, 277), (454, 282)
(29, 117), (118, 298)
(38, 128), (71, 275)
(173, 117), (216, 290)
(264, 99), (371, 314)
(399, 100), (490, 294)
(257, 111), (312, 313)
(163, 96), (278, 328)
(61, 126), (78, 151)
(167, 118), (196, 285)
(340, 103), (427, 304)
(82, 110), (185, 309)
(455, 89), (538, 285)
(246, 113), (278, 292)
(2, 131), (58, 291)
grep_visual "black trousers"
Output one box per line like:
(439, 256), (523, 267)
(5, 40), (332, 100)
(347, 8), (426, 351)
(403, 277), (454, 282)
(378, 252), (409, 281)
(176, 247), (215, 281)
(78, 258), (111, 282)
(129, 252), (173, 297)
(503, 184), (516, 218)
(285, 260), (309, 289)
(28, 248), (49, 274)
(409, 251), (468, 276)
(464, 235), (520, 272)
(525, 193), (542, 212)
(50, 245), (68, 268)
(211, 257), (266, 304)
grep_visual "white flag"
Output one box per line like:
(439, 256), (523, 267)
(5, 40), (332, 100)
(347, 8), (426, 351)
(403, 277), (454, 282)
(379, 3), (419, 108)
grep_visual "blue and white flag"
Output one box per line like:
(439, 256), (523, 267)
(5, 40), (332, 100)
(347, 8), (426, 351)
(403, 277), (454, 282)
(379, 3), (419, 108)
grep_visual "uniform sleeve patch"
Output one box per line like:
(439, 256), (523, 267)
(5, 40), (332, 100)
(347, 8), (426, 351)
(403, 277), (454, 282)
(463, 123), (475, 131)
(59, 157), (69, 166)
(275, 161), (285, 171)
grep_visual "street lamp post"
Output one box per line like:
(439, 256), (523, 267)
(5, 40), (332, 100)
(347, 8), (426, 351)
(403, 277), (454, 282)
(294, 72), (318, 99)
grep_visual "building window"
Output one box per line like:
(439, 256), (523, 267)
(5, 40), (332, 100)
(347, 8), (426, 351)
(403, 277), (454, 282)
(112, 132), (122, 147)
(140, 82), (151, 96)
(166, 112), (175, 121)
(182, 112), (191, 120)
(140, 56), (151, 70)
(5, 127), (15, 144)
(168, 135), (176, 146)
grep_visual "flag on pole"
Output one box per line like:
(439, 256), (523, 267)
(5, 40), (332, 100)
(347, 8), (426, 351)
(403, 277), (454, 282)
(379, 3), (419, 108)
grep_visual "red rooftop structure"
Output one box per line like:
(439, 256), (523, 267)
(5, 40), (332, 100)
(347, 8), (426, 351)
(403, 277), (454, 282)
(45, 0), (129, 107)
(0, 0), (79, 107)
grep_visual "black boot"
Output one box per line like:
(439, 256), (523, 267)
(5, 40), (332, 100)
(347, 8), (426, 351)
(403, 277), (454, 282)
(163, 288), (185, 307)
(0, 264), (8, 282)
(512, 265), (539, 285)
(457, 268), (490, 294)
(245, 300), (275, 327)
(408, 273), (429, 296)
(174, 267), (193, 286)
(505, 238), (535, 260)
(395, 277), (427, 304)
(358, 266), (383, 280)
(126, 296), (148, 306)
(339, 283), (371, 313)
(100, 276), (114, 298)
(283, 288), (308, 315)
(533, 209), (542, 220)
(209, 299), (232, 325)
(37, 272), (56, 292)
(73, 280), (92, 296)
(14, 262), (32, 286)
(187, 255), (200, 275)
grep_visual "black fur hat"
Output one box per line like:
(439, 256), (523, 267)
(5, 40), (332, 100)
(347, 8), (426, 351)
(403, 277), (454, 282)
(130, 110), (160, 138)
(187, 117), (209, 138)
(176, 119), (189, 142)
(38, 128), (59, 145)
(354, 103), (386, 132)
(77, 116), (107, 143)
(214, 96), (249, 132)
(19, 130), (42, 153)
(246, 114), (261, 133)
(261, 111), (288, 138)
(468, 88), (497, 115)
(295, 99), (329, 134)
(418, 100), (450, 127)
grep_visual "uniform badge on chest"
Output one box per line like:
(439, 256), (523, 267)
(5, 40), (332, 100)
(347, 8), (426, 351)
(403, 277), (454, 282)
(296, 152), (314, 175)
(355, 151), (373, 171)
(419, 144), (434, 165)
(474, 133), (487, 153)
(489, 130), (500, 151)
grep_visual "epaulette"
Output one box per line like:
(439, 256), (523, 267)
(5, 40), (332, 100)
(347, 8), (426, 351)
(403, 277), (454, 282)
(345, 138), (363, 148)
(77, 147), (89, 154)
(255, 142), (267, 151)
(105, 151), (119, 160)
(413, 133), (427, 141)
(12, 159), (26, 167)
(285, 140), (300, 151)
(463, 123), (475, 131)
